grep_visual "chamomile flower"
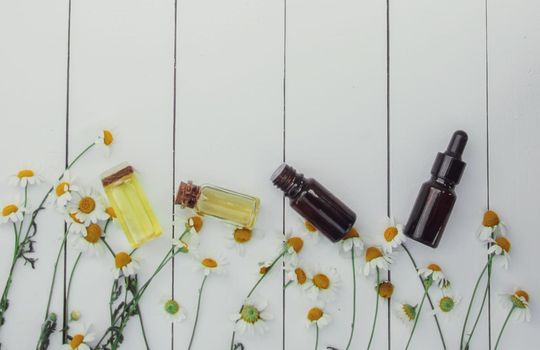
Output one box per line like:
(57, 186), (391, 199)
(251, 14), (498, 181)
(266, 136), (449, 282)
(382, 217), (406, 253)
(477, 210), (507, 241)
(377, 280), (394, 299)
(69, 223), (105, 257)
(70, 310), (81, 321)
(62, 322), (95, 350)
(285, 261), (309, 288)
(304, 267), (340, 302)
(68, 189), (108, 225)
(173, 209), (203, 248)
(95, 129), (115, 156)
(192, 252), (227, 276)
(258, 261), (272, 277)
(1, 198), (25, 224)
(363, 246), (392, 277)
(305, 302), (331, 328)
(160, 296), (187, 323)
(295, 217), (320, 243)
(488, 236), (511, 269)
(226, 227), (261, 256)
(104, 206), (116, 220)
(432, 294), (460, 321)
(232, 296), (273, 335)
(283, 231), (306, 267)
(65, 212), (86, 235)
(49, 171), (80, 209)
(113, 252), (140, 278)
(340, 227), (364, 256)
(418, 263), (450, 289)
(500, 289), (531, 322)
(9, 168), (43, 188)
(394, 302), (416, 325)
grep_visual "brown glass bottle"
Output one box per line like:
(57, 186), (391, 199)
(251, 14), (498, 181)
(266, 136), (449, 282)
(271, 164), (357, 242)
(404, 130), (468, 248)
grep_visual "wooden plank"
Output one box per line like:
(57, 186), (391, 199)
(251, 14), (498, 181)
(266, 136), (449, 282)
(285, 0), (388, 348)
(174, 0), (284, 348)
(66, 0), (174, 348)
(488, 0), (540, 347)
(0, 1), (68, 348)
(389, 0), (487, 348)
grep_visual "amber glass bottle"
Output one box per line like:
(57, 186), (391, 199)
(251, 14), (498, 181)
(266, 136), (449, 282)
(271, 164), (356, 242)
(404, 130), (468, 248)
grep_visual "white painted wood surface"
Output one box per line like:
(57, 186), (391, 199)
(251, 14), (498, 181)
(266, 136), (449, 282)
(0, 0), (538, 349)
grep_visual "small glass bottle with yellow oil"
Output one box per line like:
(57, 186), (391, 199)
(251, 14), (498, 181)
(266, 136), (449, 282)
(101, 163), (162, 247)
(175, 181), (259, 229)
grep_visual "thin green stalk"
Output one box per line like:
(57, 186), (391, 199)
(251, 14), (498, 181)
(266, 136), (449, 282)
(66, 253), (82, 314)
(314, 324), (319, 350)
(101, 238), (116, 258)
(405, 291), (427, 350)
(187, 275), (208, 350)
(402, 243), (446, 350)
(136, 304), (150, 350)
(366, 268), (380, 350)
(43, 227), (70, 320)
(0, 225), (21, 328)
(345, 249), (356, 350)
(494, 307), (515, 350)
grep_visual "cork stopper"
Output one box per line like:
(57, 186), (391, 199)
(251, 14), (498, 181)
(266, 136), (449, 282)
(175, 181), (201, 208)
(101, 163), (134, 187)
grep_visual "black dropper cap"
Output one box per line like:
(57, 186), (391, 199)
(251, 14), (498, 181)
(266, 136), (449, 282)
(431, 130), (468, 185)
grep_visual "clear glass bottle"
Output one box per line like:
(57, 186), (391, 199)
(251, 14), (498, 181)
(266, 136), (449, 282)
(175, 181), (260, 229)
(101, 163), (162, 248)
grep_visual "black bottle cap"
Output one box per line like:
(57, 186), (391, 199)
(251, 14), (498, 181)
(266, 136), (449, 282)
(431, 130), (468, 185)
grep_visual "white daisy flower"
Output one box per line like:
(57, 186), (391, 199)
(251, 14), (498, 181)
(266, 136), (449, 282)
(393, 302), (417, 325)
(294, 217), (320, 243)
(1, 198), (26, 224)
(64, 212), (87, 235)
(231, 296), (273, 335)
(160, 296), (187, 323)
(283, 230), (306, 267)
(67, 189), (108, 225)
(432, 294), (460, 321)
(377, 280), (394, 300)
(113, 252), (140, 278)
(363, 246), (392, 277)
(284, 261), (310, 288)
(192, 252), (227, 276)
(48, 170), (80, 209)
(69, 223), (105, 257)
(9, 168), (43, 188)
(173, 208), (204, 249)
(340, 227), (365, 256)
(418, 263), (450, 289)
(477, 210), (507, 241)
(62, 322), (95, 350)
(305, 302), (331, 328)
(382, 217), (406, 253)
(499, 289), (531, 322)
(257, 261), (272, 277)
(226, 227), (262, 256)
(104, 206), (117, 220)
(304, 267), (340, 302)
(95, 129), (115, 157)
(487, 236), (511, 269)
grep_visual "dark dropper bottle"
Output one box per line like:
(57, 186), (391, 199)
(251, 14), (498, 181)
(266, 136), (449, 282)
(404, 130), (468, 248)
(271, 164), (357, 242)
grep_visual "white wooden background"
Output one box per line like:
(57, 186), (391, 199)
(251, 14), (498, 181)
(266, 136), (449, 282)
(0, 0), (539, 349)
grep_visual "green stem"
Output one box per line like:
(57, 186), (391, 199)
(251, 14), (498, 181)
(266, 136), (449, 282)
(136, 304), (151, 350)
(188, 275), (208, 350)
(345, 249), (356, 350)
(405, 291), (427, 350)
(366, 268), (380, 350)
(43, 227), (70, 320)
(314, 324), (319, 350)
(402, 243), (446, 350)
(66, 253), (82, 315)
(0, 225), (21, 329)
(494, 307), (515, 350)
(101, 238), (116, 258)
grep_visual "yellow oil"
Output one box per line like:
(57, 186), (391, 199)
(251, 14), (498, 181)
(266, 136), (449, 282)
(103, 169), (161, 248)
(196, 185), (259, 229)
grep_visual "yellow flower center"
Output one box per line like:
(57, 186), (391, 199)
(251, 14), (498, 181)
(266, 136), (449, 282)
(378, 281), (394, 299)
(69, 212), (82, 224)
(482, 210), (500, 227)
(105, 207), (117, 218)
(70, 334), (84, 349)
(343, 227), (359, 240)
(384, 226), (399, 242)
(287, 237), (304, 253)
(55, 182), (70, 196)
(115, 252), (132, 269)
(365, 247), (383, 262)
(295, 268), (307, 285)
(85, 224), (101, 243)
(233, 228), (252, 243)
(304, 221), (317, 233)
(495, 236), (511, 253)
(259, 266), (269, 275)
(17, 169), (34, 178)
(2, 204), (18, 217)
(312, 273), (330, 290)
(78, 196), (96, 214)
(189, 216), (203, 232)
(201, 258), (218, 268)
(428, 263), (442, 272)
(307, 307), (324, 321)
(514, 290), (529, 303)
(103, 130), (114, 145)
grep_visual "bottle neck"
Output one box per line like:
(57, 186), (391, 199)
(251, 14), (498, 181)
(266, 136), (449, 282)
(271, 164), (308, 199)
